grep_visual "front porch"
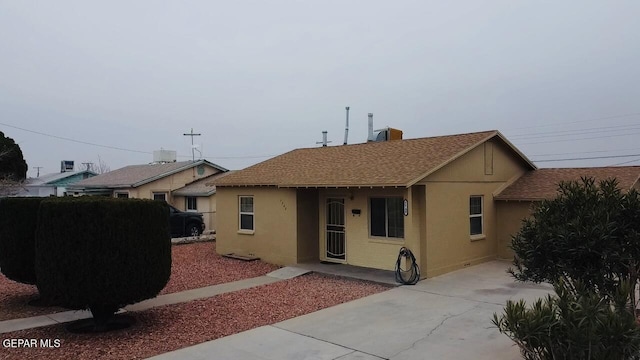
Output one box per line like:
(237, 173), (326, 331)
(295, 261), (399, 286)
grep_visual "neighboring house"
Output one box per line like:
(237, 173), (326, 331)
(214, 130), (538, 277)
(69, 160), (228, 206)
(173, 171), (235, 233)
(17, 170), (97, 197)
(494, 167), (640, 259)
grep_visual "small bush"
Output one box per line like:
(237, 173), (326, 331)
(493, 280), (640, 360)
(35, 197), (171, 326)
(0, 197), (45, 284)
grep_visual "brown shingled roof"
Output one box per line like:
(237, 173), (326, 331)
(495, 167), (640, 201)
(215, 130), (535, 188)
(72, 160), (227, 189)
(173, 171), (235, 196)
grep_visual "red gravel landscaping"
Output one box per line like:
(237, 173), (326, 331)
(0, 242), (279, 321)
(0, 273), (390, 360)
(0, 241), (392, 359)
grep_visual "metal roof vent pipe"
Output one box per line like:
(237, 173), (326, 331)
(343, 106), (350, 145)
(367, 113), (374, 142)
(316, 131), (331, 147)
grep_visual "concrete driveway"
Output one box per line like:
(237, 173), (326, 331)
(150, 260), (553, 360)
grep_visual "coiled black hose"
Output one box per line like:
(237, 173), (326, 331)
(395, 247), (420, 285)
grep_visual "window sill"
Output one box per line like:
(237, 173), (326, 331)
(470, 234), (486, 242)
(237, 230), (255, 235)
(368, 236), (405, 245)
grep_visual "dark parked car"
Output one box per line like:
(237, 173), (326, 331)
(169, 205), (205, 237)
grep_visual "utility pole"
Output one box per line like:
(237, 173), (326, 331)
(183, 128), (202, 161)
(82, 162), (94, 172)
(34, 167), (43, 177)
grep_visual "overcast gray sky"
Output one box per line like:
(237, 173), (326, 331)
(1, 1), (639, 177)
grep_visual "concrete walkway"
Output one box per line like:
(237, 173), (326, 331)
(149, 261), (553, 360)
(0, 270), (301, 334)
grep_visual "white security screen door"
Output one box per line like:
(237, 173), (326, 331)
(325, 198), (346, 261)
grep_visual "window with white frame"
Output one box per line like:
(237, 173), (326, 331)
(469, 196), (483, 236)
(239, 196), (254, 231)
(115, 192), (129, 198)
(153, 192), (167, 201)
(370, 197), (404, 239)
(186, 196), (197, 211)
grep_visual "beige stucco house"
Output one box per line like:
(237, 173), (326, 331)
(214, 130), (543, 277)
(70, 160), (228, 228)
(173, 171), (234, 232)
(214, 130), (640, 278)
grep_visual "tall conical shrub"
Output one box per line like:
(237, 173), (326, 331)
(35, 197), (171, 329)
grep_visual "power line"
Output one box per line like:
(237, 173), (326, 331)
(0, 122), (152, 155)
(505, 112), (640, 131)
(533, 153), (640, 163)
(507, 124), (640, 139)
(609, 157), (640, 166)
(1, 121), (275, 161)
(530, 147), (640, 157)
(518, 131), (640, 146)
(4, 114), (640, 165)
(175, 153), (275, 160)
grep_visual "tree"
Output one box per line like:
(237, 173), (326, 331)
(0, 132), (28, 196)
(93, 155), (110, 174)
(82, 155), (111, 174)
(0, 131), (28, 181)
(495, 177), (640, 359)
(509, 177), (640, 314)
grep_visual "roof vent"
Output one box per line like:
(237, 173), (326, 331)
(367, 113), (403, 142)
(373, 127), (403, 142)
(60, 160), (74, 173)
(153, 150), (177, 163)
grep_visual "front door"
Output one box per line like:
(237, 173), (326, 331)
(325, 198), (346, 261)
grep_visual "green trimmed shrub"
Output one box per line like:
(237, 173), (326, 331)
(510, 178), (640, 314)
(493, 280), (640, 360)
(0, 197), (45, 284)
(35, 197), (171, 327)
(500, 177), (640, 358)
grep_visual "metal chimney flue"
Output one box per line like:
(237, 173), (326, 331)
(316, 131), (331, 147)
(367, 113), (374, 142)
(343, 106), (350, 145)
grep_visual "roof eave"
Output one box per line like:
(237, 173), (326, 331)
(217, 183), (409, 188)
(495, 131), (537, 170)
(495, 197), (545, 202)
(131, 160), (226, 188)
(173, 190), (217, 197)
